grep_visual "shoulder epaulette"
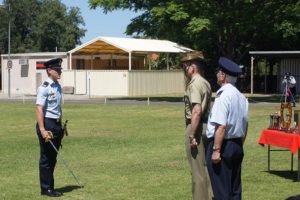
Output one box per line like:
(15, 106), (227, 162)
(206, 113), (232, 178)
(216, 90), (223, 98)
(42, 81), (49, 87)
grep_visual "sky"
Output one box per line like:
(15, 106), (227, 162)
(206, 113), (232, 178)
(61, 0), (140, 43)
(0, 0), (141, 44)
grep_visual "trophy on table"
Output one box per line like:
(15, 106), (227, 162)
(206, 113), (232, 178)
(269, 73), (299, 132)
(269, 112), (281, 130)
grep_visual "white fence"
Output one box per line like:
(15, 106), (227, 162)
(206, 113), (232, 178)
(62, 70), (184, 97)
(128, 70), (184, 96)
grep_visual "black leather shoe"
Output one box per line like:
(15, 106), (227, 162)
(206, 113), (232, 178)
(41, 189), (63, 197)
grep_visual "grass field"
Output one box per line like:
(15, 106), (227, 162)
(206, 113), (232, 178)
(0, 101), (299, 200)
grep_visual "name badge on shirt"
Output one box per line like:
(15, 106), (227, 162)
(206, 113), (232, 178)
(48, 89), (56, 99)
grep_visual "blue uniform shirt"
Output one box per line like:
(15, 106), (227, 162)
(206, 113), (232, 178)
(206, 83), (248, 139)
(36, 78), (62, 119)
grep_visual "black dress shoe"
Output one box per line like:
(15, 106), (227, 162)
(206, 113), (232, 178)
(41, 189), (63, 197)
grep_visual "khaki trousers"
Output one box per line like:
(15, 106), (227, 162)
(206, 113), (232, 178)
(185, 123), (213, 200)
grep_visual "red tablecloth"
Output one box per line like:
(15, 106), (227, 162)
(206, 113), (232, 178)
(258, 129), (300, 154)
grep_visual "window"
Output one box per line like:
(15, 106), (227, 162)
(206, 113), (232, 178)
(21, 65), (29, 77)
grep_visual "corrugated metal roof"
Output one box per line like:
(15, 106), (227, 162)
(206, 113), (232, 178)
(249, 51), (300, 56)
(1, 52), (67, 57)
(68, 36), (193, 54)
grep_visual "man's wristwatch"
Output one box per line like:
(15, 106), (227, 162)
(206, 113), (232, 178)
(189, 135), (195, 140)
(213, 145), (220, 152)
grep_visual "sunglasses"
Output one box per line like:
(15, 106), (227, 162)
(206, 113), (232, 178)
(48, 68), (62, 74)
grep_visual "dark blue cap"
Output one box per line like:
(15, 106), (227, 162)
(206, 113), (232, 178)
(44, 58), (62, 71)
(217, 57), (241, 76)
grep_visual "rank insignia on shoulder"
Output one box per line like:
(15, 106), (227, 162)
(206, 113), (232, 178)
(42, 81), (49, 87)
(216, 90), (223, 98)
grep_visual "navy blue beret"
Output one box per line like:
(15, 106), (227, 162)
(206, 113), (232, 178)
(44, 58), (62, 70)
(217, 57), (241, 76)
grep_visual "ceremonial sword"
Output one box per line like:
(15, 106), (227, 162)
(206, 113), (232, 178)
(49, 140), (84, 188)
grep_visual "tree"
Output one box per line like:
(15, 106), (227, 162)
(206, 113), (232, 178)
(88, 0), (300, 66)
(0, 0), (86, 54)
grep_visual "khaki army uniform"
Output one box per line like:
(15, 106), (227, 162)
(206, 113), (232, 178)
(184, 73), (213, 200)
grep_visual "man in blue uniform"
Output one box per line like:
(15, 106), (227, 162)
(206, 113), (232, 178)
(36, 58), (63, 197)
(206, 57), (248, 200)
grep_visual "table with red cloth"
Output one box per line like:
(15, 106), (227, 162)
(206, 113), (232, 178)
(258, 128), (300, 181)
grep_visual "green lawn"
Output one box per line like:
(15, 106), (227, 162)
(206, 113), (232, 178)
(0, 102), (299, 200)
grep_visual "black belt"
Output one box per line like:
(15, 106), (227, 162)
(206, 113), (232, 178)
(207, 137), (243, 143)
(45, 117), (61, 123)
(186, 119), (191, 125)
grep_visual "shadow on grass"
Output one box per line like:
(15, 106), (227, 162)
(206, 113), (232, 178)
(247, 95), (283, 103)
(108, 96), (183, 102)
(286, 194), (300, 200)
(108, 95), (293, 103)
(266, 170), (298, 181)
(56, 185), (83, 193)
(104, 94), (297, 104)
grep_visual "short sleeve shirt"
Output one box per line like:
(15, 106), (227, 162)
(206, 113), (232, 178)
(184, 74), (212, 120)
(206, 83), (248, 139)
(36, 77), (62, 119)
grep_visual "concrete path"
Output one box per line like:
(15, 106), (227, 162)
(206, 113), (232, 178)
(0, 92), (292, 107)
(0, 93), (183, 105)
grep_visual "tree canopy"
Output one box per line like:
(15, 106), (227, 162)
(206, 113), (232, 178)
(0, 0), (86, 54)
(88, 0), (300, 65)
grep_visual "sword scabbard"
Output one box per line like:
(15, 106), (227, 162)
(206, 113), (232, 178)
(63, 120), (69, 136)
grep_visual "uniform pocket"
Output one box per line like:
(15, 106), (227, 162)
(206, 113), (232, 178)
(47, 96), (57, 106)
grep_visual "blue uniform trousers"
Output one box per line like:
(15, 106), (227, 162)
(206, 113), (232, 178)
(206, 138), (243, 200)
(36, 118), (63, 192)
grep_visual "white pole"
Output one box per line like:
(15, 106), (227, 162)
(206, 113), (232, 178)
(8, 3), (11, 98)
(251, 56), (254, 95)
(74, 70), (76, 95)
(88, 72), (91, 99)
(148, 53), (151, 71)
(69, 53), (72, 70)
(264, 62), (267, 93)
(166, 53), (169, 70)
(129, 52), (132, 70)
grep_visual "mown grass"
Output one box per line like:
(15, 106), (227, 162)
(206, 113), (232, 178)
(0, 102), (299, 200)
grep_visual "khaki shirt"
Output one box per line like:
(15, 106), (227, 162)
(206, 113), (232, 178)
(184, 74), (212, 121)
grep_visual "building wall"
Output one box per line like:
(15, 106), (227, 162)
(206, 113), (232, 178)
(62, 70), (87, 94)
(62, 70), (128, 96)
(1, 53), (68, 95)
(1, 58), (36, 94)
(1, 53), (184, 97)
(279, 58), (300, 93)
(128, 70), (184, 96)
(89, 71), (128, 96)
(61, 70), (184, 97)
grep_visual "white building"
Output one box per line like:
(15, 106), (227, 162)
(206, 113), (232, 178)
(1, 52), (68, 95)
(1, 36), (192, 97)
(249, 51), (300, 94)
